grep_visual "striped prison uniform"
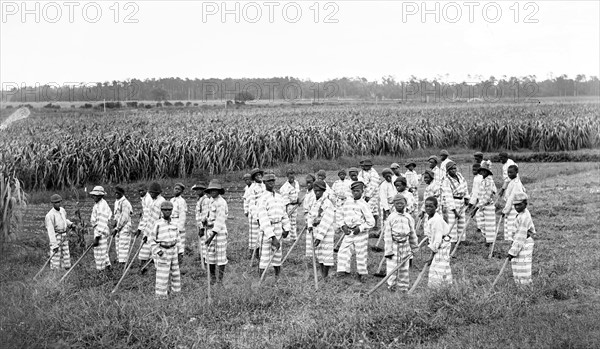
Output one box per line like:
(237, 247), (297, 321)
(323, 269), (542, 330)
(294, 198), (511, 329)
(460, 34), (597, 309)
(170, 195), (188, 255)
(205, 196), (229, 266)
(307, 195), (336, 266)
(332, 178), (353, 229)
(195, 195), (211, 259)
(151, 218), (181, 297)
(404, 170), (420, 212)
(398, 190), (416, 215)
(303, 189), (316, 257)
(379, 180), (396, 218)
(247, 182), (265, 250)
(336, 197), (375, 275)
(137, 192), (153, 234)
(45, 207), (72, 269)
(258, 191), (291, 269)
(469, 174), (485, 231)
(502, 177), (526, 241)
(440, 158), (452, 183)
(432, 167), (443, 187)
(358, 168), (381, 217)
(476, 176), (497, 243)
(139, 196), (166, 260)
(384, 211), (417, 291)
(421, 181), (442, 219)
(113, 196), (133, 263)
(441, 172), (469, 242)
(91, 198), (113, 270)
(509, 208), (535, 285)
(426, 212), (452, 287)
(279, 180), (300, 240)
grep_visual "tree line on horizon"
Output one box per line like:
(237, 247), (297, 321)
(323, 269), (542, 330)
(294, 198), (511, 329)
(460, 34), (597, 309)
(3, 74), (599, 103)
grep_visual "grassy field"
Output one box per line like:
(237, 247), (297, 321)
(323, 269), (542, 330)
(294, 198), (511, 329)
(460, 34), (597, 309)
(1, 159), (599, 348)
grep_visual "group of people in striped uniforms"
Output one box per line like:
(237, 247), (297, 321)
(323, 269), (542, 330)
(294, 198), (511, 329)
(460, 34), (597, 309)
(44, 150), (535, 298)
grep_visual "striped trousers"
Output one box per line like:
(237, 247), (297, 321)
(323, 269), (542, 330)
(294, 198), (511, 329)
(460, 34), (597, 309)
(286, 206), (298, 240)
(50, 234), (71, 269)
(315, 229), (335, 267)
(446, 199), (466, 242)
(248, 214), (260, 250)
(155, 247), (181, 297)
(305, 227), (314, 257)
(206, 232), (228, 265)
(336, 233), (368, 275)
(260, 223), (283, 269)
(504, 208), (518, 241)
(198, 234), (207, 260)
(480, 205), (496, 243)
(511, 238), (534, 285)
(475, 209), (484, 231)
(116, 230), (132, 263)
(386, 243), (411, 291)
(93, 235), (111, 270)
(428, 241), (452, 288)
(138, 239), (153, 260)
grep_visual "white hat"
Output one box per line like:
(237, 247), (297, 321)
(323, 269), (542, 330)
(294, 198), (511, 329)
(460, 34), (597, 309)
(89, 186), (106, 196)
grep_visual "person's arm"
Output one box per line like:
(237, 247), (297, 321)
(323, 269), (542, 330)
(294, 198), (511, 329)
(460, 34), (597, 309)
(359, 202), (375, 233)
(45, 213), (58, 249)
(383, 218), (393, 257)
(508, 214), (528, 257)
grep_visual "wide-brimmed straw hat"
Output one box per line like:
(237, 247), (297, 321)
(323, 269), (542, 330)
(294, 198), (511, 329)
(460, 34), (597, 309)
(263, 173), (276, 182)
(89, 186), (106, 196)
(250, 168), (264, 179)
(205, 180), (225, 195)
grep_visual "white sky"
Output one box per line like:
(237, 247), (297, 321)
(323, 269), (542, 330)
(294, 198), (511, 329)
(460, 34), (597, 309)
(1, 0), (599, 86)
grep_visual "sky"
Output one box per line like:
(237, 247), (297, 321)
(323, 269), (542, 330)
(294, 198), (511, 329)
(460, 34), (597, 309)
(1, 0), (599, 87)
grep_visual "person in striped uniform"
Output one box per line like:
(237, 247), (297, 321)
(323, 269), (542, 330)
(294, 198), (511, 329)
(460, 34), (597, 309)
(279, 169), (300, 241)
(419, 170), (442, 225)
(136, 184), (152, 238)
(45, 194), (74, 270)
(404, 162), (420, 214)
(384, 194), (418, 292)
(90, 186), (113, 271)
(394, 177), (415, 215)
(303, 174), (317, 257)
(379, 168), (396, 221)
(439, 150), (452, 181)
(358, 159), (381, 233)
(468, 163), (485, 236)
(258, 173), (291, 279)
(242, 173), (252, 219)
(112, 186), (133, 266)
(247, 168), (265, 260)
(308, 180), (336, 279)
(498, 152), (518, 198)
(151, 201), (181, 299)
(427, 156), (442, 187)
(336, 181), (375, 284)
(332, 169), (352, 229)
(316, 170), (333, 199)
(502, 165), (526, 241)
(440, 161), (470, 244)
(170, 183), (188, 267)
(138, 182), (165, 274)
(507, 192), (536, 285)
(204, 180), (229, 284)
(470, 160), (497, 246)
(424, 196), (452, 288)
(192, 182), (210, 265)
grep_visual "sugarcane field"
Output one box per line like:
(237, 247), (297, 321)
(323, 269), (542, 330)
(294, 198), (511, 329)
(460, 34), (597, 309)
(1, 1), (599, 348)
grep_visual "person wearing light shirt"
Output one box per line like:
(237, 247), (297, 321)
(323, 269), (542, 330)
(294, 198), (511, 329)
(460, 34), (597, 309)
(45, 194), (74, 270)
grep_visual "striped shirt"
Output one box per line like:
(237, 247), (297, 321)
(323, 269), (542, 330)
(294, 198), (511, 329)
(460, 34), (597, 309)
(358, 168), (381, 200)
(258, 191), (291, 239)
(431, 167), (443, 186)
(509, 208), (536, 256)
(91, 199), (112, 237)
(279, 180), (300, 205)
(207, 196), (228, 235)
(332, 178), (352, 206)
(404, 170), (419, 190)
(441, 173), (469, 211)
(151, 218), (178, 254)
(476, 176), (497, 208)
(137, 193), (153, 231)
(248, 182), (266, 217)
(113, 196), (133, 232)
(195, 195), (212, 229)
(425, 212), (449, 252)
(170, 196), (187, 231)
(45, 207), (72, 248)
(142, 196), (165, 237)
(502, 178), (526, 215)
(339, 197), (375, 233)
(243, 185), (251, 215)
(307, 195), (336, 240)
(384, 211), (417, 256)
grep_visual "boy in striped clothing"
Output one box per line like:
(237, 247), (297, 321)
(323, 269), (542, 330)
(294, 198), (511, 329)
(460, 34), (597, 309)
(138, 182), (165, 274)
(279, 169), (300, 241)
(332, 170), (352, 223)
(394, 177), (415, 215)
(419, 170), (442, 222)
(427, 156), (442, 187)
(468, 163), (484, 236)
(247, 169), (265, 260)
(498, 152), (518, 198)
(136, 184), (152, 237)
(303, 174), (317, 257)
(424, 197), (452, 288)
(192, 182), (210, 264)
(170, 183), (188, 266)
(404, 162), (420, 213)
(204, 180), (229, 284)
(113, 186), (133, 265)
(308, 180), (336, 279)
(258, 173), (291, 279)
(45, 194), (74, 270)
(508, 193), (535, 285)
(242, 173), (252, 218)
(470, 160), (497, 245)
(90, 186), (112, 271)
(502, 165), (526, 241)
(336, 181), (375, 284)
(151, 201), (181, 299)
(384, 194), (418, 292)
(358, 159), (381, 232)
(379, 168), (396, 221)
(441, 161), (470, 244)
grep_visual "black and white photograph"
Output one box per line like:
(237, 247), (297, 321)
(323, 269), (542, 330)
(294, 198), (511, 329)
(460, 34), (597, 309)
(1, 0), (599, 347)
